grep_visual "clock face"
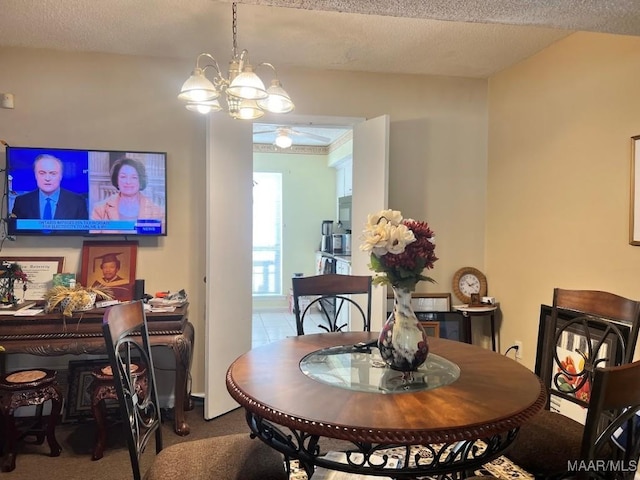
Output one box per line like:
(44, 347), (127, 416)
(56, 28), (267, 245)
(458, 273), (481, 296)
(452, 267), (488, 304)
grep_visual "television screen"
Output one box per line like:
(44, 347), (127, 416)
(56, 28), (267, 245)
(6, 146), (167, 236)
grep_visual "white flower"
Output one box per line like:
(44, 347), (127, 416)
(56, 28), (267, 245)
(360, 209), (416, 257)
(386, 223), (415, 254)
(361, 221), (392, 256)
(366, 209), (403, 228)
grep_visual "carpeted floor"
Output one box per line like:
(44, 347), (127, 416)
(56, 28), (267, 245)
(2, 398), (249, 480)
(3, 399), (533, 480)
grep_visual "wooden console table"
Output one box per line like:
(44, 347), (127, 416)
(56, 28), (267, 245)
(0, 304), (194, 436)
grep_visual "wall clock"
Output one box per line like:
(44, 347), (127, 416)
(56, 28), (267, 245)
(452, 267), (488, 304)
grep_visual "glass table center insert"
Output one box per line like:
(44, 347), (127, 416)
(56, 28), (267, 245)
(300, 344), (460, 393)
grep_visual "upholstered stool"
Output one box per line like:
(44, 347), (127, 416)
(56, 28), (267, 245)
(90, 361), (147, 461)
(0, 368), (63, 472)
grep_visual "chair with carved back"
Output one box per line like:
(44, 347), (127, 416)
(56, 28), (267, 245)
(505, 288), (640, 478)
(292, 274), (372, 335)
(101, 300), (287, 480)
(573, 359), (640, 479)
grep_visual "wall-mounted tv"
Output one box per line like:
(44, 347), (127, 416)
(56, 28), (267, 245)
(6, 146), (167, 236)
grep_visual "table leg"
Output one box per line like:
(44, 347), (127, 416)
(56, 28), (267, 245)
(170, 321), (194, 436)
(490, 312), (497, 352)
(462, 313), (473, 344)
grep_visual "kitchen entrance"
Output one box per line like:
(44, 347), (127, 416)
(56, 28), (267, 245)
(251, 118), (354, 347)
(204, 114), (388, 419)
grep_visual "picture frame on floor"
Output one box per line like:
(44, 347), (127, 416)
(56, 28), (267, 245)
(65, 358), (115, 423)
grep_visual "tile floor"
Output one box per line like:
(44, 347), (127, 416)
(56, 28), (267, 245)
(252, 307), (325, 348)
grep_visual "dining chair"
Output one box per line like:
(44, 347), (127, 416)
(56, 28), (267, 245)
(89, 357), (148, 460)
(101, 300), (287, 480)
(576, 359), (640, 480)
(505, 288), (640, 478)
(292, 273), (372, 335)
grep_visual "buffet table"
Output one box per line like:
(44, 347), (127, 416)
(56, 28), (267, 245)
(0, 303), (194, 435)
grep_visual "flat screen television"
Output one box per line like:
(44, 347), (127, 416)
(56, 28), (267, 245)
(5, 146), (167, 236)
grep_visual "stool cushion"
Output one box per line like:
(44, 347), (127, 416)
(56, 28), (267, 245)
(143, 434), (287, 480)
(6, 370), (47, 383)
(0, 369), (57, 390)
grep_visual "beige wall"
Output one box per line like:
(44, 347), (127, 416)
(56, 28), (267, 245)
(488, 32), (640, 368)
(0, 46), (488, 394)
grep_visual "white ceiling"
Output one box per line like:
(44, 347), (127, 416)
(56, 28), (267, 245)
(1, 0), (638, 146)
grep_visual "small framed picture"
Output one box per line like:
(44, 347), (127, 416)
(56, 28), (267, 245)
(469, 293), (482, 306)
(80, 241), (138, 301)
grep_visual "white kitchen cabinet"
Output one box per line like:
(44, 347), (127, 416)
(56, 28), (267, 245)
(335, 158), (353, 197)
(335, 257), (351, 275)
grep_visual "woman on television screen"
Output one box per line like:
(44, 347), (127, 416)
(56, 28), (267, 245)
(90, 157), (165, 232)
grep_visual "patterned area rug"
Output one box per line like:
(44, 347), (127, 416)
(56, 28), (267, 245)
(288, 449), (534, 479)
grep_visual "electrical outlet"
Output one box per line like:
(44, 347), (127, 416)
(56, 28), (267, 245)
(515, 340), (523, 360)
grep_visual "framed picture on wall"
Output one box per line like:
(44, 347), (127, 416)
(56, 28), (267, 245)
(629, 135), (640, 245)
(80, 241), (138, 301)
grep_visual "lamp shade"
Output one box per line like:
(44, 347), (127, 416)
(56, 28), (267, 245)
(186, 99), (222, 114)
(257, 79), (295, 114)
(227, 96), (264, 120)
(178, 68), (219, 102)
(274, 132), (293, 149)
(227, 65), (267, 100)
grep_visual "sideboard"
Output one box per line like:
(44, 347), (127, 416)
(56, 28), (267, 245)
(0, 303), (194, 436)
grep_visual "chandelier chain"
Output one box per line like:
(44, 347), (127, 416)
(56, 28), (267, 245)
(232, 2), (238, 58)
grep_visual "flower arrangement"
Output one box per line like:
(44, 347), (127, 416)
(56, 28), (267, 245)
(44, 284), (113, 317)
(360, 209), (438, 291)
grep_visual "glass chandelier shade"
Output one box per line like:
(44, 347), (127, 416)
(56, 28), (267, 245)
(257, 79), (294, 114)
(177, 68), (219, 102)
(226, 65), (268, 100)
(178, 3), (294, 118)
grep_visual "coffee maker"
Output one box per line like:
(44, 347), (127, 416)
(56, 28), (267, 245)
(321, 220), (333, 253)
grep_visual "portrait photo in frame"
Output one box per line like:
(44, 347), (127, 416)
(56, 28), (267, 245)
(80, 241), (137, 301)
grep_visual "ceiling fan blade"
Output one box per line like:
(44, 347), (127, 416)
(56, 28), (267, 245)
(288, 129), (331, 143)
(253, 129), (278, 135)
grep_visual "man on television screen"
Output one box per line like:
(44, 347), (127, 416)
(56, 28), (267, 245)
(11, 154), (88, 220)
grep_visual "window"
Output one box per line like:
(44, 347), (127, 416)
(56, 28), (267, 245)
(252, 172), (282, 295)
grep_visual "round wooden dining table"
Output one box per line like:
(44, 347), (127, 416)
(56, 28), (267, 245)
(226, 331), (546, 479)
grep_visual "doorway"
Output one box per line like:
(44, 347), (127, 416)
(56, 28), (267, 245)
(204, 113), (388, 419)
(251, 120), (353, 348)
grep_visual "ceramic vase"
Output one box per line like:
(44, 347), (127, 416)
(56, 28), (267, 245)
(377, 286), (429, 371)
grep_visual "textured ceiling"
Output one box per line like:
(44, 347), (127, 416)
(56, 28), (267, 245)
(1, 0), (638, 146)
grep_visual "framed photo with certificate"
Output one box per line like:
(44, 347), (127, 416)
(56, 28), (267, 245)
(0, 256), (64, 301)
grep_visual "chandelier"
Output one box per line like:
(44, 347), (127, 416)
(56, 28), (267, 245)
(178, 2), (294, 119)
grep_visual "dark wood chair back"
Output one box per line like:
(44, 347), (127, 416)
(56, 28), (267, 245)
(579, 360), (640, 479)
(102, 300), (162, 480)
(292, 274), (372, 335)
(537, 289), (640, 413)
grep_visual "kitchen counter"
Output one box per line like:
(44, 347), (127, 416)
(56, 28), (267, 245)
(317, 251), (351, 262)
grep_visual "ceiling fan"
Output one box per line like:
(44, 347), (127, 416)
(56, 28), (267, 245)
(254, 126), (331, 149)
